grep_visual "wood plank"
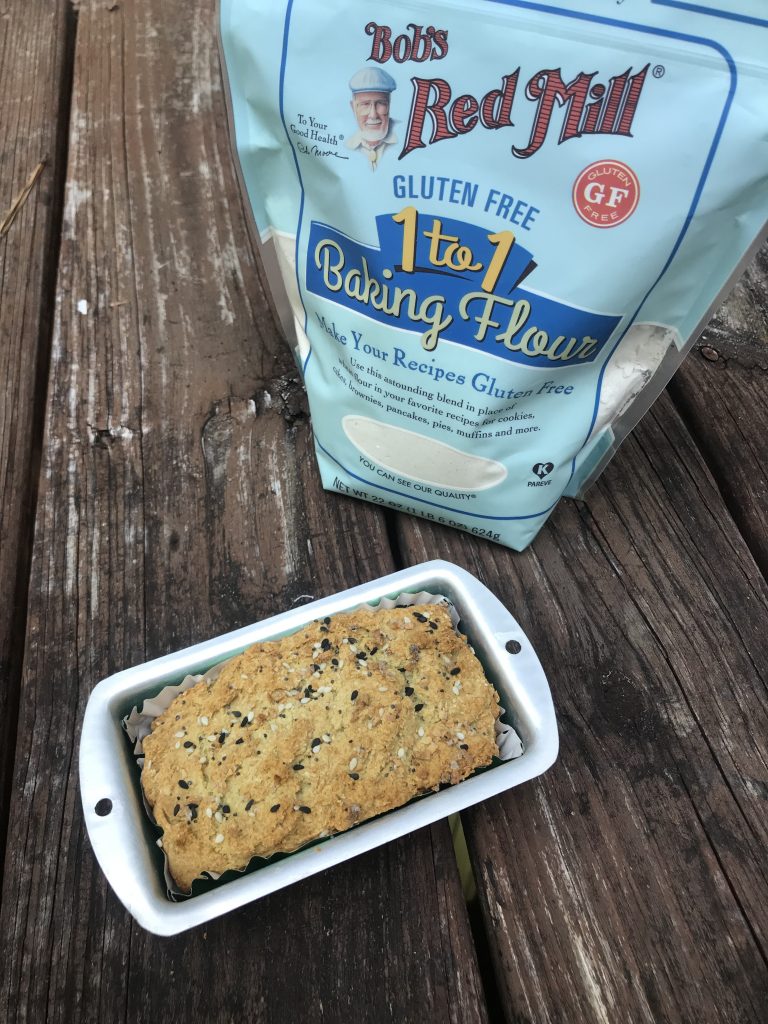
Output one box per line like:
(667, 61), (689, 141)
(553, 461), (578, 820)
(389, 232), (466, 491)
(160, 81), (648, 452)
(671, 242), (768, 577)
(397, 393), (768, 1023)
(0, 0), (73, 876)
(0, 2), (487, 1021)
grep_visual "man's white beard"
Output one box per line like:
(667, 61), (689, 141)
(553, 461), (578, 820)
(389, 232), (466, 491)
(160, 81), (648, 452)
(361, 121), (388, 143)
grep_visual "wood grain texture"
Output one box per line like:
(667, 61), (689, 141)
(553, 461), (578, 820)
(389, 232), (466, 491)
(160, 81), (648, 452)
(0, 0), (73, 875)
(0, 2), (487, 1022)
(671, 242), (768, 577)
(397, 393), (768, 1024)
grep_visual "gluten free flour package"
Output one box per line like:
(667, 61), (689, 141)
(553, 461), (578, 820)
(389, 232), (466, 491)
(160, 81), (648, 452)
(219, 0), (768, 550)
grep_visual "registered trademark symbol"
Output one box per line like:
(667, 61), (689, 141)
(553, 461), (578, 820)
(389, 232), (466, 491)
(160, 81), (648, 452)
(653, 64), (665, 78)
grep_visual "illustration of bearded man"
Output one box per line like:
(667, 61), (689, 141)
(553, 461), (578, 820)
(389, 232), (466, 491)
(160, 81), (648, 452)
(345, 67), (398, 170)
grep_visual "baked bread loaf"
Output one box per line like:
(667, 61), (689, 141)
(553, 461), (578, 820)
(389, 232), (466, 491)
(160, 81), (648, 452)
(141, 603), (501, 891)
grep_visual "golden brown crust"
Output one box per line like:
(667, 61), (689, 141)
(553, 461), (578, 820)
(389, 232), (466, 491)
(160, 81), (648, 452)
(141, 604), (500, 891)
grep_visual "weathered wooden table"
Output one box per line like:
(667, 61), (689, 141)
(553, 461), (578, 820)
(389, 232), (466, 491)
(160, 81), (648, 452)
(1, 3), (767, 1021)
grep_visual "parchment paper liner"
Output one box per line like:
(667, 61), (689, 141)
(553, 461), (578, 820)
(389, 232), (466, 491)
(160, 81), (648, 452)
(123, 591), (524, 897)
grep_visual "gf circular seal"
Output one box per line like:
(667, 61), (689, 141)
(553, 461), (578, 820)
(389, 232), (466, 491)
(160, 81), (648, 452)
(572, 159), (640, 228)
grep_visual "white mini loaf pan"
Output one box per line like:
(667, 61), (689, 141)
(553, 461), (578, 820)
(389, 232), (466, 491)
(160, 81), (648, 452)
(79, 560), (558, 935)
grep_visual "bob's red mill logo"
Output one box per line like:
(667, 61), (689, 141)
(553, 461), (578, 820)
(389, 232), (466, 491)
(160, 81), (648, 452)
(364, 21), (650, 160)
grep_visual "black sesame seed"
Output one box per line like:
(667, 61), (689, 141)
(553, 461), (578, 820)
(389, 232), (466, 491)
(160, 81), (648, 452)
(349, 772), (360, 780)
(415, 704), (424, 712)
(218, 732), (227, 744)
(221, 805), (230, 814)
(323, 617), (331, 625)
(413, 612), (428, 623)
(321, 638), (331, 651)
(350, 690), (358, 701)
(240, 718), (250, 727)
(173, 804), (180, 816)
(331, 658), (339, 666)
(304, 685), (315, 698)
(178, 779), (189, 789)
(369, 646), (378, 656)
(347, 637), (357, 644)
(450, 667), (461, 676)
(245, 799), (255, 811)
(270, 804), (280, 812)
(311, 663), (321, 672)
(235, 738), (244, 745)
(183, 740), (195, 748)
(404, 686), (414, 696)
(188, 804), (198, 821)
(297, 805), (311, 814)
(429, 620), (438, 630)
(293, 763), (305, 771)
(232, 710), (242, 717)
(311, 738), (322, 748)
(460, 744), (469, 750)
(356, 651), (367, 660)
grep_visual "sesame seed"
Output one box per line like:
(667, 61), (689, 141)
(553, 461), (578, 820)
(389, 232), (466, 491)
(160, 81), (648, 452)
(452, 684), (461, 695)
(398, 748), (406, 759)
(450, 667), (461, 676)
(199, 756), (207, 764)
(178, 780), (189, 789)
(174, 730), (185, 738)
(245, 799), (254, 811)
(215, 811), (224, 823)
(349, 773), (360, 781)
(404, 686), (414, 696)
(460, 744), (469, 750)
(174, 742), (181, 749)
(218, 732), (227, 744)
(293, 763), (305, 771)
(173, 804), (180, 816)
(322, 734), (331, 743)
(221, 804), (230, 814)
(350, 690), (358, 701)
(349, 757), (358, 770)
(183, 740), (195, 748)
(300, 697), (311, 704)
(457, 732), (465, 740)
(206, 808), (213, 818)
(418, 727), (425, 737)
(198, 716), (209, 726)
(247, 711), (255, 722)
(311, 738), (322, 749)
(378, 685), (387, 692)
(415, 703), (424, 712)
(270, 804), (280, 812)
(214, 834), (224, 844)
(297, 805), (311, 814)
(413, 612), (428, 623)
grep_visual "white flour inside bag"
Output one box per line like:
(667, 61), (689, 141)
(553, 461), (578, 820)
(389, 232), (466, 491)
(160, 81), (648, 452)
(220, 0), (768, 550)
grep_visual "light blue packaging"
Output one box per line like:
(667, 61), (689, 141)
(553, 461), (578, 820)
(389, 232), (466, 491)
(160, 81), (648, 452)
(219, 0), (768, 550)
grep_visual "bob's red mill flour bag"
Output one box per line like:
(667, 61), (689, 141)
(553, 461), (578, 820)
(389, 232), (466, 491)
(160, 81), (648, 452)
(219, 0), (768, 550)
